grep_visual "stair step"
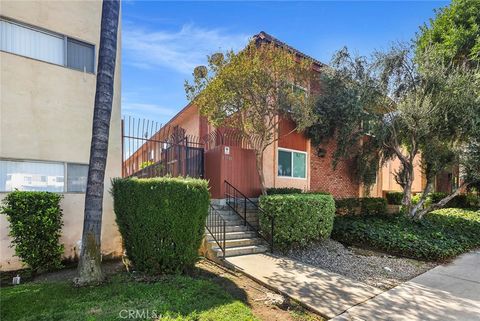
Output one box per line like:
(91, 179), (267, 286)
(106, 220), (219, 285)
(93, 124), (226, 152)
(209, 238), (261, 248)
(206, 231), (257, 240)
(213, 245), (268, 257)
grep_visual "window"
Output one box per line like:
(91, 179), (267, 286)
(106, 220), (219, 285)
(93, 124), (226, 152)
(0, 159), (88, 192)
(0, 19), (64, 65)
(67, 163), (88, 192)
(0, 18), (95, 73)
(67, 38), (94, 73)
(1, 160), (64, 192)
(277, 149), (307, 179)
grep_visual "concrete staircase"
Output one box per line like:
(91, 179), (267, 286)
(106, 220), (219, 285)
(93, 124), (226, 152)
(205, 203), (268, 259)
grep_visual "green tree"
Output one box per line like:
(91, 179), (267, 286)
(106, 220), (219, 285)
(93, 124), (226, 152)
(416, 0), (480, 68)
(307, 44), (480, 219)
(185, 42), (317, 194)
(76, 0), (120, 285)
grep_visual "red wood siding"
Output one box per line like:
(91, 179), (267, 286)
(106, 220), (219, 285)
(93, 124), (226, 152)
(278, 117), (307, 151)
(205, 145), (261, 198)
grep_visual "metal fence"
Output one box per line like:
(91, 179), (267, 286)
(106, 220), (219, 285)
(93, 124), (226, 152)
(122, 117), (204, 179)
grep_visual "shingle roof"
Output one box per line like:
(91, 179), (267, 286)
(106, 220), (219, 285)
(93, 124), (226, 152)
(252, 31), (326, 68)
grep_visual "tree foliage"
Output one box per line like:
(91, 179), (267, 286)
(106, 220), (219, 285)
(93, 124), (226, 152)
(307, 43), (480, 219)
(416, 0), (480, 68)
(185, 41), (317, 193)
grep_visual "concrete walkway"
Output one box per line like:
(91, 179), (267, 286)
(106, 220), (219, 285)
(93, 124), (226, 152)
(226, 253), (383, 319)
(332, 250), (480, 321)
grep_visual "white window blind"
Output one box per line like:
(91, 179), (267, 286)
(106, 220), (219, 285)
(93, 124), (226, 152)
(0, 19), (64, 65)
(0, 160), (64, 192)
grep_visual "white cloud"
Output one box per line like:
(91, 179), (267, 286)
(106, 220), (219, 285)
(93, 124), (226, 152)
(123, 23), (250, 74)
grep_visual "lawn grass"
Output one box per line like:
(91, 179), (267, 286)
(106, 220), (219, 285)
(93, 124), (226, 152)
(0, 273), (258, 321)
(332, 208), (480, 261)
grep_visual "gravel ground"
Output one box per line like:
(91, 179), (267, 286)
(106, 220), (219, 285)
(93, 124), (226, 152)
(282, 239), (438, 290)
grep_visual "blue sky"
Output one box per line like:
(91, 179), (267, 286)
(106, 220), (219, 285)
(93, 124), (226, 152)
(122, 0), (448, 123)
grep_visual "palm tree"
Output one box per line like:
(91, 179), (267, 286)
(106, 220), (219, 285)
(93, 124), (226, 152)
(75, 0), (120, 285)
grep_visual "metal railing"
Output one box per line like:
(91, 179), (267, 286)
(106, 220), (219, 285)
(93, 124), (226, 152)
(224, 180), (274, 252)
(122, 117), (204, 179)
(205, 204), (226, 259)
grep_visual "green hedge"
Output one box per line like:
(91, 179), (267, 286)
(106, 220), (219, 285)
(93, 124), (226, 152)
(259, 194), (335, 250)
(1, 191), (64, 273)
(266, 187), (303, 195)
(386, 192), (403, 205)
(332, 208), (480, 261)
(111, 177), (209, 274)
(412, 192), (478, 209)
(360, 198), (387, 215)
(335, 197), (387, 216)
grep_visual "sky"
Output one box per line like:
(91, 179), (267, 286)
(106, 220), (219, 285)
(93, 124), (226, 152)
(121, 0), (449, 124)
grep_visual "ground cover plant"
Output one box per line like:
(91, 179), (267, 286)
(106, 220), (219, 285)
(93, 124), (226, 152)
(332, 208), (480, 261)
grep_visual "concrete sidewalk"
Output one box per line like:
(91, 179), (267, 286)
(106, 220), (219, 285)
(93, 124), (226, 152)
(332, 250), (480, 321)
(227, 253), (383, 319)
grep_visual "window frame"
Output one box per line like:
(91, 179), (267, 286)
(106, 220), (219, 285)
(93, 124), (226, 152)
(0, 158), (89, 194)
(277, 147), (308, 180)
(0, 16), (96, 74)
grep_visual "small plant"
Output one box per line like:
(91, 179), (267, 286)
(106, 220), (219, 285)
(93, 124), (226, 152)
(259, 194), (335, 250)
(386, 192), (403, 205)
(1, 191), (64, 274)
(139, 160), (154, 169)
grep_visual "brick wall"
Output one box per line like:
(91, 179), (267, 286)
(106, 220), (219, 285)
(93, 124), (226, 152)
(309, 139), (360, 198)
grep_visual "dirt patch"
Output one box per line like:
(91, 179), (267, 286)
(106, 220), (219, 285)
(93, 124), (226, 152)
(195, 259), (325, 321)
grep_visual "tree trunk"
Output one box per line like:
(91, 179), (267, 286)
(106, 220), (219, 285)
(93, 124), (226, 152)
(75, 0), (120, 286)
(399, 162), (415, 217)
(415, 182), (469, 219)
(255, 150), (267, 195)
(409, 181), (433, 219)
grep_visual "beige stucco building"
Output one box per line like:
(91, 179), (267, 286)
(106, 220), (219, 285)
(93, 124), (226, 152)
(0, 1), (122, 271)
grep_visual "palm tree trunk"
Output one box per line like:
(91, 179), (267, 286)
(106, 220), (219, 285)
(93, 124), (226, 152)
(75, 0), (120, 285)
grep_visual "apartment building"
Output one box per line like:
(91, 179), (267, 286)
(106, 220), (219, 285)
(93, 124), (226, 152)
(0, 1), (122, 271)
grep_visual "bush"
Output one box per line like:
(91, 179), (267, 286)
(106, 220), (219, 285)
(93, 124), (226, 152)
(332, 208), (480, 261)
(111, 177), (209, 274)
(386, 192), (403, 205)
(259, 194), (335, 250)
(335, 197), (387, 216)
(1, 191), (64, 273)
(335, 198), (360, 216)
(360, 197), (387, 216)
(266, 187), (303, 195)
(413, 192), (473, 209)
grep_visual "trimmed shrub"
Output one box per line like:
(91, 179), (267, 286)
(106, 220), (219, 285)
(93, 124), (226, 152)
(111, 177), (209, 274)
(266, 187), (302, 195)
(1, 191), (64, 273)
(259, 194), (335, 250)
(335, 198), (360, 216)
(332, 208), (480, 261)
(360, 197), (387, 216)
(413, 192), (473, 209)
(335, 197), (386, 216)
(386, 192), (403, 205)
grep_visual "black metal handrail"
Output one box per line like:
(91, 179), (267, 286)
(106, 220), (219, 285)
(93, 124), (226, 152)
(205, 204), (226, 259)
(224, 180), (274, 252)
